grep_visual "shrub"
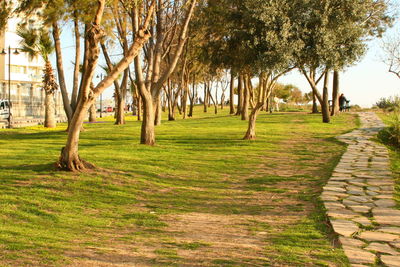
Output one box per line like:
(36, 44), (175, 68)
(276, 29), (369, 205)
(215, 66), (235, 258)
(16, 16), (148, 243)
(380, 111), (400, 147)
(350, 105), (362, 111)
(375, 96), (400, 111)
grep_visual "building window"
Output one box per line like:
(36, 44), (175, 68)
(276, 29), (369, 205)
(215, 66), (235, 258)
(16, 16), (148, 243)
(10, 65), (27, 74)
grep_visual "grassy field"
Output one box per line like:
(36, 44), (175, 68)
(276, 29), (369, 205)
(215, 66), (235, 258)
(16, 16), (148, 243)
(376, 111), (400, 209)
(0, 107), (356, 266)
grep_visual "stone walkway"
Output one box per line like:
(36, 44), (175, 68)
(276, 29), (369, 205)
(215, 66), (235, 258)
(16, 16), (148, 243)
(322, 112), (400, 267)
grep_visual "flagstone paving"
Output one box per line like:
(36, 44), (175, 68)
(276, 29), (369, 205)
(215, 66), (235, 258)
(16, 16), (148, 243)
(323, 112), (400, 266)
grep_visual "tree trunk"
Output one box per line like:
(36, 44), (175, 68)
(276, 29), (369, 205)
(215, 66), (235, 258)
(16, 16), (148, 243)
(137, 94), (142, 121)
(57, 100), (95, 171)
(167, 87), (175, 121)
(154, 95), (162, 125)
(229, 71), (235, 114)
(44, 92), (56, 128)
(203, 82), (208, 112)
(52, 22), (73, 125)
(115, 97), (125, 124)
(189, 78), (196, 117)
(322, 71), (330, 123)
(142, 96), (156, 145)
(243, 103), (263, 140)
(214, 84), (218, 114)
(168, 102), (175, 121)
(236, 74), (243, 116)
(89, 103), (97, 122)
(71, 15), (81, 112)
(312, 91), (318, 113)
(241, 75), (249, 121)
(207, 84), (217, 115)
(331, 70), (340, 116)
(162, 95), (167, 112)
(182, 85), (189, 119)
(188, 100), (194, 117)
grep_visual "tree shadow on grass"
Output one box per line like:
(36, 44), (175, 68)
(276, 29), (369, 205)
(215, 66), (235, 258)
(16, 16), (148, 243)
(0, 130), (66, 141)
(1, 163), (57, 173)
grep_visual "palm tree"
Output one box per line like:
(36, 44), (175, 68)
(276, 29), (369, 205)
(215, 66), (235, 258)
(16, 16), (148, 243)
(17, 26), (58, 128)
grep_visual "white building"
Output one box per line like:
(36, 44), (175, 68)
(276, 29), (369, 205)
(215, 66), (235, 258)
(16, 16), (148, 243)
(0, 9), (63, 119)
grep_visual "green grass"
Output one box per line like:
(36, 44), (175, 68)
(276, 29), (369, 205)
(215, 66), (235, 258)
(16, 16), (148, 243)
(0, 107), (356, 266)
(376, 111), (400, 209)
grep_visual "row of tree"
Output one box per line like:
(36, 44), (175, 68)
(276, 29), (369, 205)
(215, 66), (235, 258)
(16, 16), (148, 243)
(0, 0), (393, 171)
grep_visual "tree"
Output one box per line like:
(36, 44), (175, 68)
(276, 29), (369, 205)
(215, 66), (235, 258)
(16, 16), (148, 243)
(382, 31), (400, 79)
(274, 83), (292, 102)
(0, 1), (11, 31)
(59, 1), (155, 171)
(289, 86), (304, 105)
(17, 0), (88, 128)
(294, 0), (392, 123)
(17, 26), (58, 128)
(133, 0), (197, 145)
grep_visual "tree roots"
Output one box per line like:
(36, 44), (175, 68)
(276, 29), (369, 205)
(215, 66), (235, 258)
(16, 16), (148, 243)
(56, 147), (95, 172)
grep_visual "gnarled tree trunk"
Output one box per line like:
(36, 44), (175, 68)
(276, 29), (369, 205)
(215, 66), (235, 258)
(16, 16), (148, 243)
(243, 103), (263, 140)
(58, 100), (95, 171)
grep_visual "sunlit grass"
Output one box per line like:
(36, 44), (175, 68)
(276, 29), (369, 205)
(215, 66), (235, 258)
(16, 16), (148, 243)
(376, 111), (400, 209)
(0, 107), (355, 266)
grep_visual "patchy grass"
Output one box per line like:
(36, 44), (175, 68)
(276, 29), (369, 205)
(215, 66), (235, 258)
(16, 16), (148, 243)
(0, 107), (356, 266)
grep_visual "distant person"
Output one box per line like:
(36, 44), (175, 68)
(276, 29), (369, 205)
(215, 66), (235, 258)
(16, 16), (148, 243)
(339, 93), (348, 112)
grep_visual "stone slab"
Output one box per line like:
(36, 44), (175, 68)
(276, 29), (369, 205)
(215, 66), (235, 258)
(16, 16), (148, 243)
(324, 186), (347, 193)
(381, 255), (400, 267)
(342, 245), (376, 264)
(391, 241), (400, 249)
(375, 199), (396, 208)
(378, 227), (400, 235)
(365, 242), (400, 255)
(339, 237), (365, 248)
(346, 196), (372, 203)
(331, 219), (359, 237)
(358, 231), (399, 242)
(321, 195), (339, 201)
(373, 208), (400, 226)
(328, 209), (361, 220)
(348, 205), (371, 213)
(324, 202), (346, 210)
